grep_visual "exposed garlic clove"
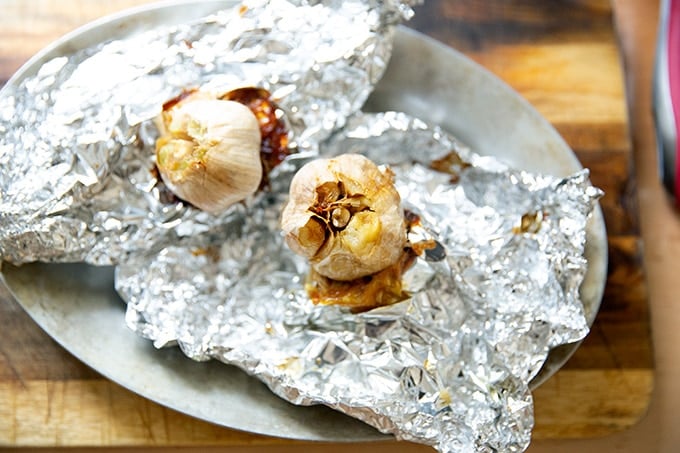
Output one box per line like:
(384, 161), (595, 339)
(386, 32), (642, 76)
(155, 89), (213, 138)
(155, 97), (262, 213)
(281, 153), (406, 281)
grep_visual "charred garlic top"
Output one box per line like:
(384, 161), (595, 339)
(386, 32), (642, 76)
(281, 153), (406, 281)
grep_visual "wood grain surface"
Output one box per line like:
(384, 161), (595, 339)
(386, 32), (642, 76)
(0, 0), (653, 447)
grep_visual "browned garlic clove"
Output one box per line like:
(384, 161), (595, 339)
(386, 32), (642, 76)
(155, 95), (262, 213)
(281, 153), (406, 281)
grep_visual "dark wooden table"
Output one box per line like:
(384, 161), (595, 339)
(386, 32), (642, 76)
(0, 0), (653, 448)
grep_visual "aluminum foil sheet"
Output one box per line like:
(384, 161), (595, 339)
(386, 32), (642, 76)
(0, 0), (415, 265)
(117, 112), (601, 453)
(0, 2), (603, 452)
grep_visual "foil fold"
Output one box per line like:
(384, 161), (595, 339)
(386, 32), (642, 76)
(0, 2), (602, 453)
(0, 0), (414, 265)
(117, 112), (600, 452)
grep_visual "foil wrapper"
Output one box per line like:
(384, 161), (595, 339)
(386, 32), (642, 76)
(117, 111), (601, 452)
(0, 0), (414, 265)
(0, 2), (603, 452)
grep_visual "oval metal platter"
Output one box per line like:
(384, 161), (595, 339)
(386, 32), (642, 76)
(0, 0), (607, 442)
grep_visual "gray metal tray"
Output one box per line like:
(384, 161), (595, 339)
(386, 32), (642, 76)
(0, 0), (607, 441)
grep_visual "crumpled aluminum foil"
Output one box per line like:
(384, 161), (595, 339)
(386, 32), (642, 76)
(0, 0), (414, 265)
(0, 2), (603, 452)
(118, 111), (600, 452)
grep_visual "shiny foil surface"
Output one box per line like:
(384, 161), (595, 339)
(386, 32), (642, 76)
(118, 111), (601, 453)
(0, 0), (413, 265)
(0, 2), (602, 453)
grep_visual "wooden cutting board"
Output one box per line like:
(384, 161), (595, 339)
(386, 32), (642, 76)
(0, 0), (652, 447)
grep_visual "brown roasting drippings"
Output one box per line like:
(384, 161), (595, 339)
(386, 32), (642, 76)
(305, 208), (437, 313)
(220, 87), (290, 185)
(512, 211), (546, 234)
(306, 249), (415, 313)
(161, 87), (198, 112)
(430, 150), (471, 183)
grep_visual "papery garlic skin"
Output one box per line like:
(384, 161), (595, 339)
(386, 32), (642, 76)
(281, 154), (406, 281)
(155, 97), (262, 213)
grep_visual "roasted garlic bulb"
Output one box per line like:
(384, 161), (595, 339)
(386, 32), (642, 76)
(155, 91), (262, 213)
(281, 153), (406, 281)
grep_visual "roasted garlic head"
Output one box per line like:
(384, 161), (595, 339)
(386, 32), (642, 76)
(281, 153), (406, 281)
(155, 92), (262, 213)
